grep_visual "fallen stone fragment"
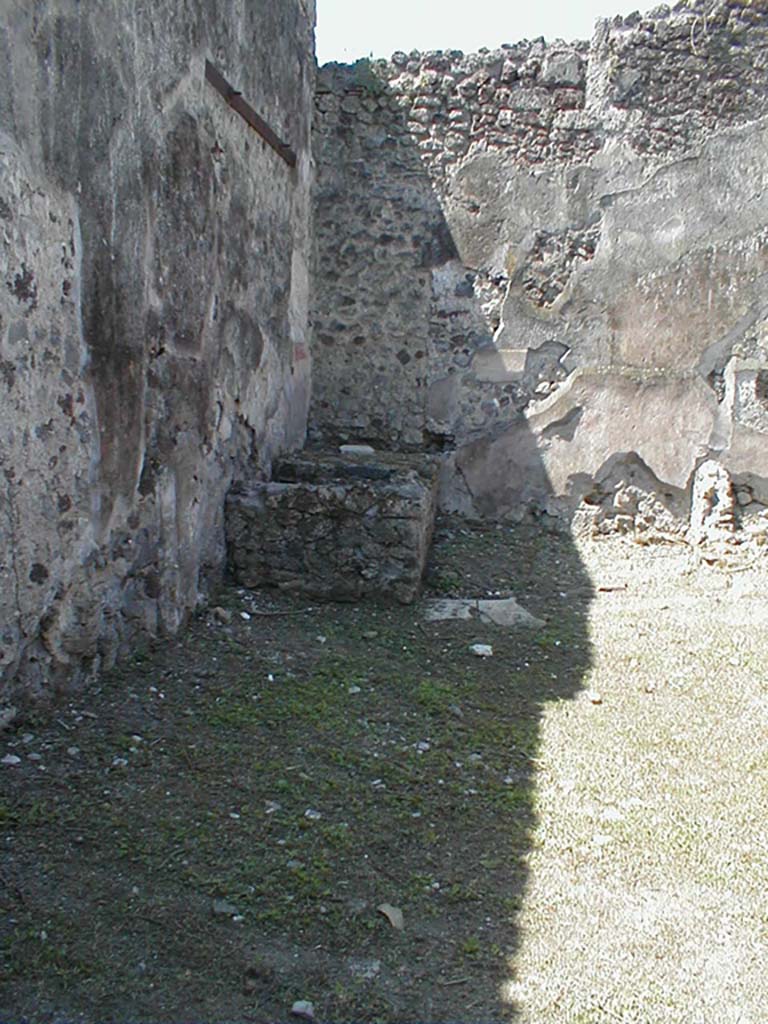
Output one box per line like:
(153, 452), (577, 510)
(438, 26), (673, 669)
(1, 754), (21, 766)
(291, 1000), (316, 1020)
(377, 902), (404, 930)
(424, 597), (543, 628)
(478, 598), (544, 627)
(470, 643), (494, 658)
(426, 599), (472, 622)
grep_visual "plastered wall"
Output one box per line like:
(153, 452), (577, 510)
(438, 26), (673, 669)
(0, 0), (315, 703)
(311, 0), (768, 530)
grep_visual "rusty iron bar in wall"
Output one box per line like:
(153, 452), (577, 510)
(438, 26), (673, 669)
(205, 59), (297, 168)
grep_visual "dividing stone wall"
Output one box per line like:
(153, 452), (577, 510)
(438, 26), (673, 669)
(311, 0), (768, 530)
(0, 0), (315, 704)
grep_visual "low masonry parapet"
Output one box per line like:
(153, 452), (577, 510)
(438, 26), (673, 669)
(225, 451), (439, 603)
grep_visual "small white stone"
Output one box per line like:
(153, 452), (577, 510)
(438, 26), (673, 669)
(1, 754), (21, 766)
(339, 444), (375, 455)
(0, 706), (18, 730)
(348, 685), (362, 695)
(470, 643), (494, 658)
(600, 806), (623, 823)
(240, 611), (251, 621)
(304, 808), (322, 820)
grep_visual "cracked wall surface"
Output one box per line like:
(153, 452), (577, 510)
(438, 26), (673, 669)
(311, 0), (768, 530)
(0, 0), (316, 703)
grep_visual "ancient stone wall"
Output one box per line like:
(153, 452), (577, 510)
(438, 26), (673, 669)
(0, 0), (315, 704)
(311, 0), (768, 531)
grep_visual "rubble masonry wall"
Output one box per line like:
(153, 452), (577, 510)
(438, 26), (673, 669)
(311, 0), (768, 531)
(0, 0), (316, 703)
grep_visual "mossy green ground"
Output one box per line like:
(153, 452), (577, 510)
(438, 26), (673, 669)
(1, 520), (766, 1022)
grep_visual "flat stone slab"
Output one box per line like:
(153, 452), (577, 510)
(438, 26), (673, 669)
(423, 597), (544, 628)
(226, 451), (439, 604)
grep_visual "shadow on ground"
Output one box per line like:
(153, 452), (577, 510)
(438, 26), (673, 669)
(1, 61), (598, 1024)
(1, 517), (592, 1022)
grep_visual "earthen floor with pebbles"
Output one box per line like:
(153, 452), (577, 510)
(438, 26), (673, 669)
(2, 519), (766, 1023)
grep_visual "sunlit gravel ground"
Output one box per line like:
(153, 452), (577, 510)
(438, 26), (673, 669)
(510, 538), (768, 1024)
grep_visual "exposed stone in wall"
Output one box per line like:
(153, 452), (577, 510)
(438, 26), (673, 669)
(688, 459), (736, 543)
(1, 0), (315, 703)
(521, 225), (600, 308)
(311, 0), (768, 531)
(592, 0), (768, 157)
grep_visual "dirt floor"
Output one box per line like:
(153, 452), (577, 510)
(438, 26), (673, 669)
(1, 518), (767, 1023)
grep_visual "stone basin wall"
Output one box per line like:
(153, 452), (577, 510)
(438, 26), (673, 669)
(311, 0), (768, 534)
(226, 451), (439, 603)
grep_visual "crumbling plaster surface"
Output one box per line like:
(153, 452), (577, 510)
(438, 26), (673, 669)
(1, 0), (316, 702)
(311, 0), (768, 527)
